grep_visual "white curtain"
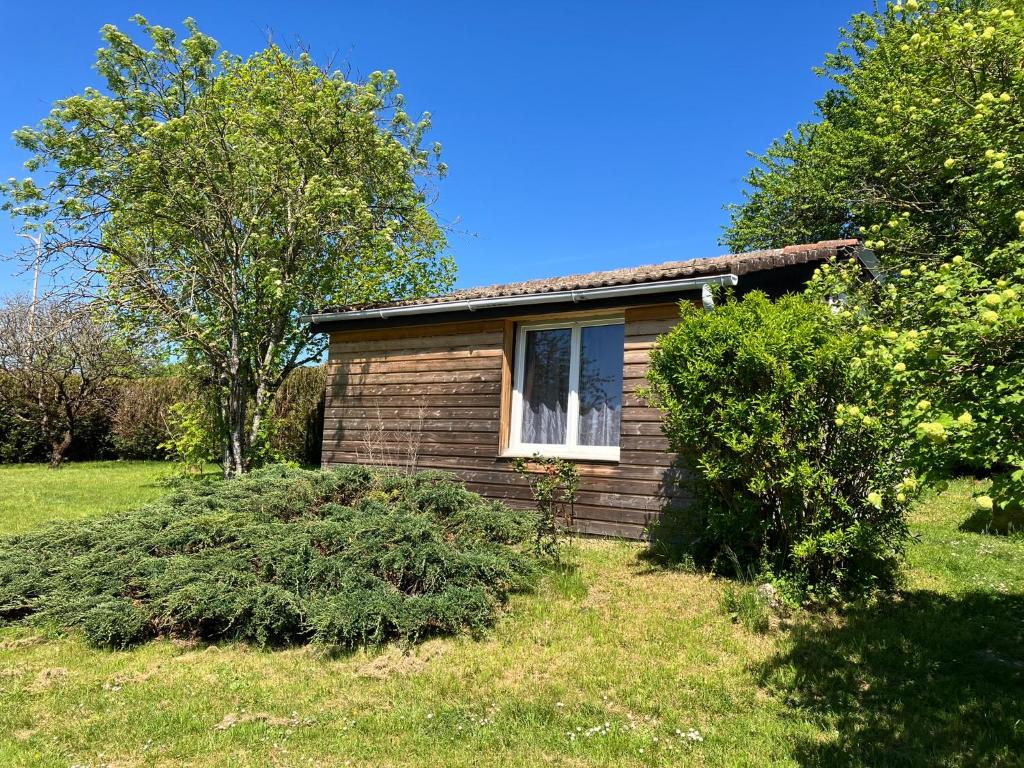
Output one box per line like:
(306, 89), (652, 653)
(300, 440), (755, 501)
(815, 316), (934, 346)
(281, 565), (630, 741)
(521, 328), (570, 444)
(578, 400), (620, 446)
(520, 324), (623, 447)
(577, 324), (623, 447)
(523, 401), (568, 444)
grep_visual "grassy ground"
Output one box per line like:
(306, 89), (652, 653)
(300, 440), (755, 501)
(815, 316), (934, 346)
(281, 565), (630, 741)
(0, 461), (171, 535)
(0, 464), (1021, 767)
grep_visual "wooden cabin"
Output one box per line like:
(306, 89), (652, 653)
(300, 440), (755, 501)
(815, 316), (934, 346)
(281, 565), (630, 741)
(307, 239), (861, 539)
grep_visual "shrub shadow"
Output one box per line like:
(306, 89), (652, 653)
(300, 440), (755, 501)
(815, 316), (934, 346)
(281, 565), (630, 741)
(959, 507), (1023, 536)
(759, 590), (1024, 767)
(637, 460), (715, 570)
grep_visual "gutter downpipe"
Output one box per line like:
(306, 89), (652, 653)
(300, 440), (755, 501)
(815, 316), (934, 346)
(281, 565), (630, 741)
(701, 283), (715, 311)
(304, 273), (739, 326)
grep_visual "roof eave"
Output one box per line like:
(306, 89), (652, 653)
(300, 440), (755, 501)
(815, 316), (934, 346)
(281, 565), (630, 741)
(304, 273), (740, 329)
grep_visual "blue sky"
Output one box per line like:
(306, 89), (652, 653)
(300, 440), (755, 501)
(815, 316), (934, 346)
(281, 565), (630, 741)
(0, 0), (866, 297)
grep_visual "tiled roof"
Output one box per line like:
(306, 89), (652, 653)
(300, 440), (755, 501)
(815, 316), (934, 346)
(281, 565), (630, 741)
(326, 239), (859, 312)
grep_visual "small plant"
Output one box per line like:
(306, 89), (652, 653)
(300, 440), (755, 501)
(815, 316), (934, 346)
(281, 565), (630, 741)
(512, 455), (580, 559)
(359, 400), (427, 473)
(159, 399), (218, 475)
(721, 584), (771, 634)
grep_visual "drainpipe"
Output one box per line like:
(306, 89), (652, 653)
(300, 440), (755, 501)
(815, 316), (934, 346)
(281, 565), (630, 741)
(701, 283), (716, 311)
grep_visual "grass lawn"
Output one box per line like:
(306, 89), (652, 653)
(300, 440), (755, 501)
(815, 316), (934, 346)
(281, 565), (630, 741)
(0, 465), (1021, 767)
(0, 461), (171, 535)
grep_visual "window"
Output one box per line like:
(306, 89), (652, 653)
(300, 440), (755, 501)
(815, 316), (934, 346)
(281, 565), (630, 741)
(508, 317), (625, 460)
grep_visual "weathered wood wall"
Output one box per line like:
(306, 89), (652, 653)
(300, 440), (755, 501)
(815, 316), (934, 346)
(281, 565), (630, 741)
(321, 302), (690, 538)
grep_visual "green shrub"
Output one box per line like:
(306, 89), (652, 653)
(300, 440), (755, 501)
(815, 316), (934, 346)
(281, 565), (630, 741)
(160, 398), (220, 473)
(0, 465), (539, 648)
(2, 367), (325, 467)
(0, 373), (115, 463)
(645, 292), (917, 602)
(0, 376), (47, 462)
(64, 403), (118, 461)
(724, 0), (1024, 516)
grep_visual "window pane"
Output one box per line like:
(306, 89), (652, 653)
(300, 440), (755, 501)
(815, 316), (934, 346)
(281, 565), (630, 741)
(520, 328), (571, 444)
(578, 324), (624, 446)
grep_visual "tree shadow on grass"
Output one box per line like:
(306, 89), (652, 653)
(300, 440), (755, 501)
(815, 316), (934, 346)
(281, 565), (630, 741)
(759, 590), (1024, 767)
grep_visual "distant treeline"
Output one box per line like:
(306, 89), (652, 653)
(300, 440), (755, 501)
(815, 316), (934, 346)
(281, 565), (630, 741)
(0, 366), (326, 467)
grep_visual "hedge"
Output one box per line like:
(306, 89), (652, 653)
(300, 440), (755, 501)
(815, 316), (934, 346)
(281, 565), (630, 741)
(0, 366), (326, 466)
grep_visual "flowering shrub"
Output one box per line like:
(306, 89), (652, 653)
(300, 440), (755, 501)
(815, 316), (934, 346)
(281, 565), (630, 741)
(645, 292), (918, 601)
(726, 0), (1024, 517)
(812, 257), (1024, 523)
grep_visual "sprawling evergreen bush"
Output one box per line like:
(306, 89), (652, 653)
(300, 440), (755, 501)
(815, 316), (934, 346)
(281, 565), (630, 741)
(645, 292), (918, 602)
(0, 466), (538, 648)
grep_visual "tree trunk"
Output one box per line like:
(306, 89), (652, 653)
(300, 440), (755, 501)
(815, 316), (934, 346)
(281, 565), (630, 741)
(222, 327), (249, 479)
(48, 428), (72, 469)
(223, 383), (248, 479)
(247, 374), (275, 466)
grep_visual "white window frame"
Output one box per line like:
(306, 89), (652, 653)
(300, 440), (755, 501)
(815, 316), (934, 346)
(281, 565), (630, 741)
(506, 316), (624, 462)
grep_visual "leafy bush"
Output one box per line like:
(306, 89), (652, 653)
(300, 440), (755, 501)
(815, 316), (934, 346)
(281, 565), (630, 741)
(645, 292), (918, 601)
(3, 368), (327, 468)
(0, 374), (47, 463)
(0, 373), (115, 463)
(160, 398), (220, 473)
(0, 466), (539, 648)
(812, 250), (1024, 518)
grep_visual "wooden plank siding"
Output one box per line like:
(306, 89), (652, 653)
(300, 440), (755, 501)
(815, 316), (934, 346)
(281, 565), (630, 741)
(321, 302), (692, 539)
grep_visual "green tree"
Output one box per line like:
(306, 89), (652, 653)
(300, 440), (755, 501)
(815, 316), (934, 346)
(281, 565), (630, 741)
(2, 17), (453, 476)
(724, 0), (1024, 266)
(0, 297), (138, 467)
(725, 0), (1024, 513)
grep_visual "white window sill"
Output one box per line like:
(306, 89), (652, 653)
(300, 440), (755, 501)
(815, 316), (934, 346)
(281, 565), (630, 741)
(500, 445), (620, 463)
